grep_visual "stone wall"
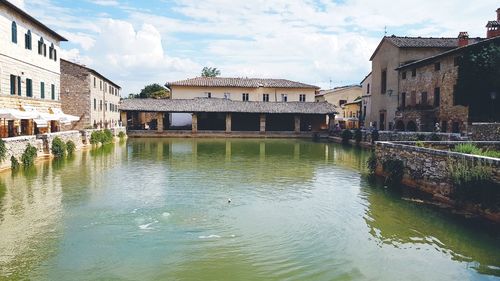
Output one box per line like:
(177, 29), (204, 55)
(60, 59), (91, 130)
(331, 130), (463, 143)
(469, 123), (500, 141)
(374, 141), (500, 197)
(0, 136), (44, 170)
(38, 131), (83, 153)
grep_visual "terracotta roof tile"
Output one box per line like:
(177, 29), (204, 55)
(166, 77), (320, 89)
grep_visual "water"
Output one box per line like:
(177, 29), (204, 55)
(0, 138), (499, 281)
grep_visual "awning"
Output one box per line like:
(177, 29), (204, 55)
(0, 108), (38, 120)
(51, 108), (80, 124)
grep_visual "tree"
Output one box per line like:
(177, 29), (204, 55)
(138, 84), (171, 99)
(201, 67), (221, 77)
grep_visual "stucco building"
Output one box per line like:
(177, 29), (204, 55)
(360, 72), (372, 128)
(394, 9), (500, 133)
(120, 77), (337, 136)
(60, 59), (121, 130)
(366, 36), (483, 131)
(315, 85), (362, 129)
(0, 0), (77, 137)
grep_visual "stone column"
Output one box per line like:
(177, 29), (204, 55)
(294, 115), (301, 133)
(157, 112), (164, 132)
(120, 111), (127, 128)
(225, 113), (232, 133)
(259, 114), (266, 133)
(139, 112), (146, 129)
(192, 113), (198, 133)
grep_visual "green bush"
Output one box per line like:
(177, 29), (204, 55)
(103, 129), (113, 144)
(10, 156), (19, 170)
(51, 137), (67, 158)
(415, 141), (425, 148)
(382, 159), (404, 187)
(21, 144), (37, 167)
(341, 129), (353, 145)
(90, 129), (114, 145)
(449, 161), (499, 208)
(482, 150), (500, 159)
(354, 129), (362, 145)
(66, 140), (76, 155)
(118, 131), (126, 139)
(0, 139), (6, 162)
(367, 153), (377, 175)
(371, 130), (379, 144)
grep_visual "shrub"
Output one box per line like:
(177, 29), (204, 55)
(429, 133), (441, 141)
(118, 131), (126, 139)
(482, 150), (500, 159)
(0, 139), (6, 162)
(371, 130), (379, 144)
(66, 140), (76, 155)
(341, 129), (353, 145)
(10, 156), (19, 170)
(367, 153), (377, 175)
(449, 160), (499, 208)
(452, 143), (483, 155)
(382, 159), (404, 187)
(21, 144), (37, 167)
(354, 129), (362, 145)
(415, 141), (425, 148)
(51, 137), (67, 158)
(90, 129), (114, 145)
(103, 129), (113, 144)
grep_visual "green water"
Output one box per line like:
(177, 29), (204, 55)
(0, 138), (499, 281)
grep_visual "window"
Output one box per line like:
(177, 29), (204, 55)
(94, 98), (97, 110)
(242, 93), (249, 101)
(26, 78), (33, 97)
(281, 94), (288, 102)
(263, 93), (269, 102)
(38, 38), (44, 55)
(51, 84), (55, 100)
(109, 85), (112, 93)
(11, 22), (17, 43)
(401, 92), (406, 108)
(10, 75), (16, 95)
(99, 100), (103, 111)
(40, 82), (45, 99)
(25, 30), (32, 50)
(411, 69), (417, 77)
(49, 43), (55, 59)
(434, 87), (440, 107)
(100, 80), (102, 90)
(299, 94), (306, 102)
(434, 62), (441, 71)
(402, 71), (407, 80)
(94, 77), (96, 88)
(205, 92), (212, 98)
(17, 77), (21, 96)
(367, 83), (370, 94)
(421, 92), (427, 105)
(381, 69), (387, 94)
(339, 100), (347, 106)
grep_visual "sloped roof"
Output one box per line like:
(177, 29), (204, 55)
(1, 0), (67, 41)
(166, 77), (319, 89)
(396, 36), (500, 70)
(486, 20), (500, 27)
(316, 85), (362, 97)
(61, 59), (121, 89)
(120, 98), (338, 114)
(369, 36), (484, 61)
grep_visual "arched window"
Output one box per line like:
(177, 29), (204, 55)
(38, 37), (44, 55)
(49, 43), (56, 61)
(25, 30), (32, 50)
(11, 21), (17, 43)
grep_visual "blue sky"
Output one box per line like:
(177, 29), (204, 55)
(12, 0), (500, 95)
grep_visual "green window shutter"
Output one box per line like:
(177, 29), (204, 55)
(17, 77), (21, 96)
(26, 79), (32, 97)
(11, 22), (17, 43)
(51, 84), (55, 100)
(10, 75), (15, 95)
(40, 82), (45, 99)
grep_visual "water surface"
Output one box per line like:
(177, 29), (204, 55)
(0, 138), (499, 281)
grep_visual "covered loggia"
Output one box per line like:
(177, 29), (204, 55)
(198, 112), (226, 131)
(300, 114), (326, 132)
(266, 114), (295, 131)
(231, 113), (260, 131)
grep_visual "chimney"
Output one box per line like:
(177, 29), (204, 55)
(458, 32), (469, 47)
(487, 9), (500, 38)
(497, 8), (500, 21)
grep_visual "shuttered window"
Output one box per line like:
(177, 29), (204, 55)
(51, 84), (55, 100)
(10, 75), (16, 95)
(11, 22), (17, 43)
(26, 78), (33, 97)
(40, 82), (45, 99)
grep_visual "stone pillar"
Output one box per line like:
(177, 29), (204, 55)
(328, 114), (335, 130)
(120, 111), (127, 128)
(157, 112), (164, 132)
(226, 113), (232, 133)
(294, 115), (301, 133)
(259, 114), (266, 133)
(192, 113), (198, 133)
(139, 112), (146, 129)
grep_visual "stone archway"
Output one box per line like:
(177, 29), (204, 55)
(407, 121), (417, 132)
(395, 120), (405, 131)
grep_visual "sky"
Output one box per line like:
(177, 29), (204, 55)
(10, 0), (499, 96)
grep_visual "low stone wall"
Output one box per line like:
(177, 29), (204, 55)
(0, 136), (44, 170)
(393, 141), (500, 151)
(81, 127), (126, 145)
(331, 130), (463, 143)
(469, 123), (500, 141)
(374, 142), (500, 197)
(38, 131), (83, 153)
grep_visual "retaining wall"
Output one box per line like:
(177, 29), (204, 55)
(0, 136), (44, 170)
(331, 130), (463, 143)
(38, 131), (83, 153)
(469, 123), (500, 141)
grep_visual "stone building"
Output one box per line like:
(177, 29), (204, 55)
(360, 72), (372, 128)
(341, 98), (362, 129)
(315, 85), (362, 129)
(120, 77), (337, 136)
(394, 9), (500, 133)
(60, 59), (121, 130)
(0, 0), (77, 137)
(366, 36), (482, 131)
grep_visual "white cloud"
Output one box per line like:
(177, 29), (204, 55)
(9, 0), (25, 9)
(88, 0), (120, 6)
